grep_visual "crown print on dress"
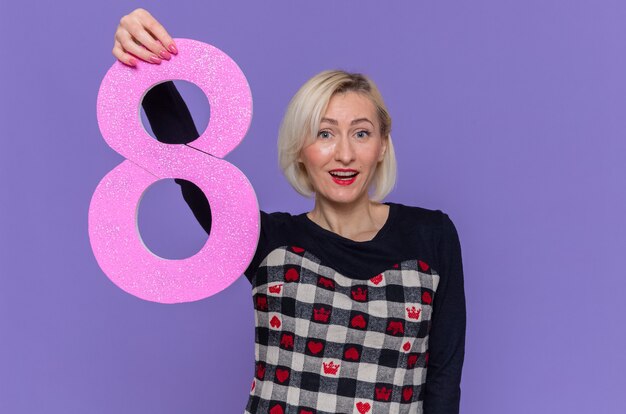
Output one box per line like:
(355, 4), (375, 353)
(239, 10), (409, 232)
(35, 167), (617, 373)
(351, 286), (368, 302)
(322, 360), (340, 375)
(375, 386), (392, 401)
(313, 306), (331, 323)
(406, 305), (422, 320)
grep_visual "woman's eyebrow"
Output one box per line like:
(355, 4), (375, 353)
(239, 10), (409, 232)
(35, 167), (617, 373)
(351, 118), (374, 127)
(320, 117), (374, 127)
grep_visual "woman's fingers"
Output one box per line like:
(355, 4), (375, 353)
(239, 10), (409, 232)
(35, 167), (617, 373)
(118, 15), (166, 61)
(116, 30), (162, 64)
(138, 10), (177, 54)
(112, 39), (138, 67)
(131, 28), (171, 60)
(113, 8), (177, 65)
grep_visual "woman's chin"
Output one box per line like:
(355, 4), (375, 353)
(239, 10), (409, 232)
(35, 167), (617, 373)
(315, 187), (369, 206)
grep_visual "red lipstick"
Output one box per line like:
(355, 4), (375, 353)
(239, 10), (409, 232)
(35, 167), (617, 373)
(329, 169), (358, 186)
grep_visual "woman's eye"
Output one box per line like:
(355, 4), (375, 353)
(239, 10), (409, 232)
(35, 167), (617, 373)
(317, 131), (331, 139)
(355, 130), (370, 138)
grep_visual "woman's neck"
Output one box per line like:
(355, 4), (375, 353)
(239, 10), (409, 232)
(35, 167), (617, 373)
(307, 196), (390, 242)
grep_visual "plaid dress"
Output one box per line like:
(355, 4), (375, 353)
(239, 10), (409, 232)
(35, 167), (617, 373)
(243, 204), (465, 414)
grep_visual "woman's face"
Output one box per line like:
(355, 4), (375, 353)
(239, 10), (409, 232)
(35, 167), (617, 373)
(298, 91), (387, 206)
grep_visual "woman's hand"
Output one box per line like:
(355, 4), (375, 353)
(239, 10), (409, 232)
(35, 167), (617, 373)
(112, 8), (178, 67)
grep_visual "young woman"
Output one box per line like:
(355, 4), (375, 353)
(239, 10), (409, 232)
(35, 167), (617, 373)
(113, 9), (466, 414)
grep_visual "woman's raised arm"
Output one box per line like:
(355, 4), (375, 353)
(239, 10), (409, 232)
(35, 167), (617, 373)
(109, 10), (212, 234)
(141, 81), (213, 236)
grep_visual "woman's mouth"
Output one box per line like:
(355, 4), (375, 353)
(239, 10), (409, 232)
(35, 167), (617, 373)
(329, 169), (358, 185)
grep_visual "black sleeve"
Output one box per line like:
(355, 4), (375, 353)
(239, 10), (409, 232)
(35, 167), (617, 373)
(141, 81), (212, 235)
(423, 213), (466, 414)
(243, 211), (272, 281)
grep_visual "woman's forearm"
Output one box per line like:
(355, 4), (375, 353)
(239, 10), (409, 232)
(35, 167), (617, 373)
(141, 81), (212, 234)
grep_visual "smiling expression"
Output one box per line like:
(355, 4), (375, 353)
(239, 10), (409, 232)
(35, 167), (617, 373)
(298, 91), (388, 206)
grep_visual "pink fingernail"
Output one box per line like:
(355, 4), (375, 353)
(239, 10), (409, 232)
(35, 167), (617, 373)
(168, 44), (178, 54)
(149, 55), (162, 64)
(128, 57), (138, 66)
(160, 50), (171, 60)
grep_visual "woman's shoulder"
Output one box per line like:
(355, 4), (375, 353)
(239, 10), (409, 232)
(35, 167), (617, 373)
(259, 210), (305, 230)
(388, 201), (450, 225)
(387, 203), (461, 269)
(387, 202), (459, 241)
(260, 210), (300, 220)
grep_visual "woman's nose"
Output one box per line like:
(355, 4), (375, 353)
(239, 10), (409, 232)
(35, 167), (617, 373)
(334, 135), (355, 164)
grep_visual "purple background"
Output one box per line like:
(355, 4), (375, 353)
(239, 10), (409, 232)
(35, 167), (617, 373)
(1, 1), (625, 413)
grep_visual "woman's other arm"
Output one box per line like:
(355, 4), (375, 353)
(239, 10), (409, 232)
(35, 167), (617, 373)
(424, 213), (467, 414)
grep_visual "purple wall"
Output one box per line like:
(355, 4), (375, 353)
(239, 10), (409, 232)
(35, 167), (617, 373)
(2, 1), (625, 413)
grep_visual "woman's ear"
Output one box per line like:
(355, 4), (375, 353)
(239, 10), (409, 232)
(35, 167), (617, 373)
(378, 135), (389, 162)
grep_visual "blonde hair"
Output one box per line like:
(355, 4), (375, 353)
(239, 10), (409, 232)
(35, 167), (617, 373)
(278, 70), (397, 201)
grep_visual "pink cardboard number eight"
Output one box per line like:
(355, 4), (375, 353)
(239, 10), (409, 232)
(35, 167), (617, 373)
(89, 38), (259, 303)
